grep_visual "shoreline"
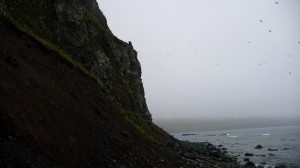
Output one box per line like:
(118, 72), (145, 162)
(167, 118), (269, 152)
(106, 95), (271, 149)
(172, 125), (300, 168)
(164, 139), (246, 168)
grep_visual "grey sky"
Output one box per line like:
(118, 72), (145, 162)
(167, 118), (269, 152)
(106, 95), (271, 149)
(98, 0), (300, 120)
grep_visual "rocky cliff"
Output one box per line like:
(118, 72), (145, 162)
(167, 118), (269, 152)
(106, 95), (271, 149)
(0, 0), (152, 131)
(0, 0), (246, 168)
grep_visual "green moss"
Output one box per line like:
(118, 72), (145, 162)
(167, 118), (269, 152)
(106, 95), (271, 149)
(2, 2), (153, 139)
(5, 16), (109, 94)
(133, 124), (155, 141)
(84, 10), (107, 32)
(119, 107), (155, 141)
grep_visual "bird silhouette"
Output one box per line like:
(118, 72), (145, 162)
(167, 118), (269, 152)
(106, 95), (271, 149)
(275, 2), (279, 4)
(260, 19), (263, 22)
(269, 30), (272, 32)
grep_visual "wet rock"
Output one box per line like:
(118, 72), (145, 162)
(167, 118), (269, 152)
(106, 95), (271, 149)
(245, 153), (254, 156)
(268, 148), (279, 151)
(255, 145), (263, 149)
(257, 165), (264, 168)
(243, 158), (250, 162)
(245, 161), (256, 167)
(221, 148), (227, 151)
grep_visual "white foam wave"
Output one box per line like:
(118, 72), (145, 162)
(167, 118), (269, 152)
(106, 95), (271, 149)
(229, 135), (237, 138)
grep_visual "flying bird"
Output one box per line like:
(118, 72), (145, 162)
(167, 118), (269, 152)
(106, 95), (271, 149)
(269, 30), (272, 32)
(260, 19), (263, 22)
(289, 72), (292, 75)
(275, 2), (279, 4)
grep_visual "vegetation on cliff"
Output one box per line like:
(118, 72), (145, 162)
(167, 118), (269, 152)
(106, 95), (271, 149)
(0, 1), (247, 167)
(0, 0), (152, 133)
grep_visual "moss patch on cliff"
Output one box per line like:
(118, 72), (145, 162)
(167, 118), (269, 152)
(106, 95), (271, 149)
(1, 0), (153, 138)
(120, 108), (154, 141)
(3, 16), (109, 95)
(3, 16), (154, 140)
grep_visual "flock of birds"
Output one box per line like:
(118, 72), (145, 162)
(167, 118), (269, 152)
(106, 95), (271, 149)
(140, 0), (298, 79)
(251, 1), (296, 76)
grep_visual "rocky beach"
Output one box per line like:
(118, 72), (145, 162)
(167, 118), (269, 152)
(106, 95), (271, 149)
(173, 125), (300, 168)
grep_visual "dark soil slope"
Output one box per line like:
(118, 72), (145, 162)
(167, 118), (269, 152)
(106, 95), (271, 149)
(0, 18), (176, 168)
(0, 17), (248, 168)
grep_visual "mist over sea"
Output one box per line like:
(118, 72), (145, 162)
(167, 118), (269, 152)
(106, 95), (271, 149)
(172, 125), (300, 168)
(154, 118), (300, 133)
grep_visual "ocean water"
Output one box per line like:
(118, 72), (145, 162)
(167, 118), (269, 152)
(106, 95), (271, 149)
(172, 125), (300, 168)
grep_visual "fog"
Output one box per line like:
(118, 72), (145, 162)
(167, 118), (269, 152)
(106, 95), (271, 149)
(99, 1), (300, 122)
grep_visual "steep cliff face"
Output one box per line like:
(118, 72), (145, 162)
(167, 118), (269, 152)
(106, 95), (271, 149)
(0, 0), (152, 131)
(0, 1), (245, 168)
(0, 17), (174, 168)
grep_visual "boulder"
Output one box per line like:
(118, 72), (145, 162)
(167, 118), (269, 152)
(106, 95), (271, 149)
(245, 153), (254, 156)
(255, 145), (263, 149)
(245, 161), (256, 167)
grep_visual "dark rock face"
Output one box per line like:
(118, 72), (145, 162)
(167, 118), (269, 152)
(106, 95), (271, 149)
(245, 153), (254, 156)
(245, 161), (255, 167)
(0, 17), (173, 168)
(255, 145), (263, 149)
(0, 0), (152, 131)
(0, 1), (246, 168)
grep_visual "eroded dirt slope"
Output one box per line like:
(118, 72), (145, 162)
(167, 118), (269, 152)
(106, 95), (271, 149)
(0, 18), (176, 168)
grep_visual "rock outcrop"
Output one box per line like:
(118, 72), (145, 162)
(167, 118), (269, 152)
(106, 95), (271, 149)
(0, 0), (152, 131)
(0, 0), (247, 167)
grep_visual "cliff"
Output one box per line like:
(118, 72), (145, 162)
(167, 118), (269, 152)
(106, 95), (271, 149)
(0, 0), (246, 167)
(0, 0), (152, 131)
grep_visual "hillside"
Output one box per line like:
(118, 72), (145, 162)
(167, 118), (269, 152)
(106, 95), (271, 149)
(0, 1), (247, 167)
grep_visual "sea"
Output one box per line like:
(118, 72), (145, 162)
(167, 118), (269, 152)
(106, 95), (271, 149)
(172, 125), (300, 168)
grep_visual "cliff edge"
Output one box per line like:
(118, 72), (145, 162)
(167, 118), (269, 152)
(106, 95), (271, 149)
(0, 0), (152, 131)
(0, 1), (246, 167)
